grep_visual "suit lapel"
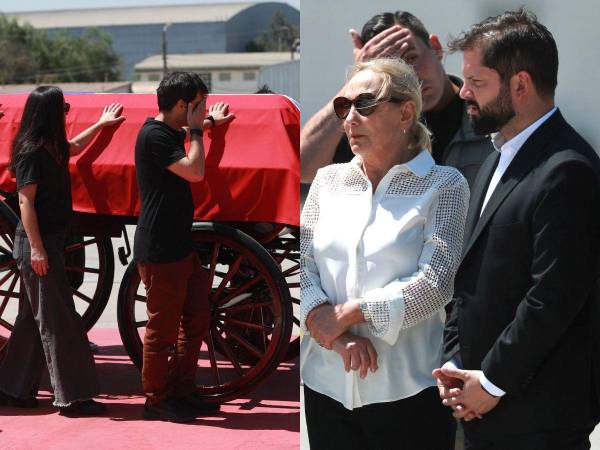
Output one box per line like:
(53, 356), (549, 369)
(463, 152), (499, 249)
(462, 109), (564, 259)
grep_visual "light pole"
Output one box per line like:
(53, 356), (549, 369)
(162, 23), (172, 78)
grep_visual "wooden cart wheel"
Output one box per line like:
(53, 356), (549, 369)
(264, 229), (299, 361)
(0, 200), (114, 358)
(117, 222), (292, 402)
(0, 201), (19, 357)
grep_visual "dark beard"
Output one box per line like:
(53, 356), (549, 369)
(467, 84), (515, 135)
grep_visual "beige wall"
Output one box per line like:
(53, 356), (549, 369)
(300, 0), (600, 151)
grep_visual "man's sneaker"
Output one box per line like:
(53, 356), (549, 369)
(58, 399), (107, 417)
(172, 392), (221, 417)
(0, 391), (38, 408)
(143, 398), (196, 423)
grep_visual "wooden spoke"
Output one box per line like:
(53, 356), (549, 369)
(64, 238), (98, 252)
(219, 301), (272, 315)
(0, 233), (13, 249)
(0, 271), (19, 306)
(0, 317), (13, 331)
(0, 268), (16, 286)
(207, 243), (221, 287)
(219, 316), (274, 333)
(217, 274), (266, 307)
(0, 296), (11, 317)
(217, 324), (265, 359)
(206, 328), (221, 385)
(134, 320), (147, 328)
(213, 331), (244, 376)
(0, 259), (16, 270)
(281, 265), (300, 277)
(0, 289), (19, 299)
(65, 266), (100, 274)
(0, 245), (12, 256)
(212, 255), (243, 303)
(134, 294), (146, 303)
(72, 288), (93, 304)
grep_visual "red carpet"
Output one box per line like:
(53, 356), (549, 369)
(0, 328), (299, 450)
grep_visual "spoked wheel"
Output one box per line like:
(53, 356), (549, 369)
(264, 228), (299, 361)
(117, 222), (292, 402)
(0, 200), (114, 359)
(64, 234), (114, 330)
(0, 202), (19, 357)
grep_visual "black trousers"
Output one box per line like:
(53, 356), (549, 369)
(304, 385), (455, 450)
(464, 426), (595, 450)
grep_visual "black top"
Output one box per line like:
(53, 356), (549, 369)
(333, 92), (465, 166)
(14, 148), (72, 235)
(423, 92), (464, 164)
(133, 119), (194, 263)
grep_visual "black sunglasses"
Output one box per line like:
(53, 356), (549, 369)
(333, 93), (404, 119)
(64, 102), (70, 113)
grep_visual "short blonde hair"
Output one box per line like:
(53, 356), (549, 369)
(348, 58), (432, 153)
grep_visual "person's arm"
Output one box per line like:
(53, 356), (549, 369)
(168, 101), (235, 182)
(357, 174), (470, 345)
(300, 168), (333, 330)
(300, 92), (346, 183)
(479, 160), (600, 393)
(69, 103), (125, 156)
(18, 184), (48, 276)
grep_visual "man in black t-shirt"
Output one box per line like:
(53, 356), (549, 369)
(134, 72), (234, 423)
(301, 11), (494, 190)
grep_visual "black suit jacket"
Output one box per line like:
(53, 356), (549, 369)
(444, 109), (600, 437)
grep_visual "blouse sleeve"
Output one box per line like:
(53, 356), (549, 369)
(299, 168), (331, 330)
(360, 172), (470, 345)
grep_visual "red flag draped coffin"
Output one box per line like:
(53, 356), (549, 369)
(0, 93), (300, 227)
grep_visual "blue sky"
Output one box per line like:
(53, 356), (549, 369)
(0, 0), (299, 13)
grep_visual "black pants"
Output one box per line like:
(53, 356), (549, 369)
(304, 385), (455, 450)
(0, 231), (99, 406)
(464, 426), (595, 450)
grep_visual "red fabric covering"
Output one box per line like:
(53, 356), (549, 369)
(0, 93), (299, 226)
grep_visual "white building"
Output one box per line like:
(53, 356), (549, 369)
(132, 52), (298, 93)
(5, 2), (299, 81)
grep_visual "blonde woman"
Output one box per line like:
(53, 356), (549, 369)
(300, 58), (469, 449)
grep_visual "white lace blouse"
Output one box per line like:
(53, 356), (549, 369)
(300, 149), (469, 409)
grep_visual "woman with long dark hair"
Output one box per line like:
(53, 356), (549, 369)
(0, 86), (124, 416)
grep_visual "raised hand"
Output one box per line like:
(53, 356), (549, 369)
(187, 96), (207, 130)
(98, 103), (125, 127)
(207, 101), (235, 127)
(349, 25), (414, 63)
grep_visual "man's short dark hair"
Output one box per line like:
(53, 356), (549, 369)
(448, 8), (558, 98)
(156, 72), (208, 111)
(361, 11), (431, 48)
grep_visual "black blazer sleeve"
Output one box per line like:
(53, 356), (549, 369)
(481, 159), (600, 392)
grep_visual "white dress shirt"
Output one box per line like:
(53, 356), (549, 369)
(470, 106), (558, 396)
(300, 150), (469, 409)
(481, 107), (558, 215)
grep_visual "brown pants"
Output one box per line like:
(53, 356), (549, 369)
(138, 252), (211, 404)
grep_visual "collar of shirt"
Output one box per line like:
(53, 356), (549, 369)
(491, 106), (558, 158)
(350, 148), (435, 179)
(479, 106), (557, 216)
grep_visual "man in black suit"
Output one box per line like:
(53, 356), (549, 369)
(433, 9), (600, 449)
